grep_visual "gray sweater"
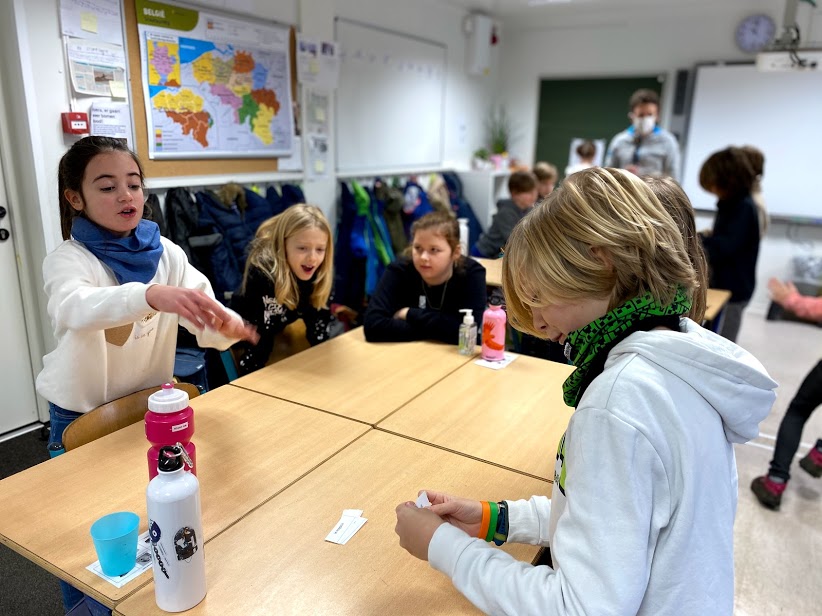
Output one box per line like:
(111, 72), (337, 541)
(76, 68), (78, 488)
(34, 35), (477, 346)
(474, 199), (530, 258)
(605, 126), (681, 181)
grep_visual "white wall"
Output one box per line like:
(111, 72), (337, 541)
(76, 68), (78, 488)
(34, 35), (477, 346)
(335, 0), (497, 169)
(496, 0), (822, 317)
(5, 0), (493, 387)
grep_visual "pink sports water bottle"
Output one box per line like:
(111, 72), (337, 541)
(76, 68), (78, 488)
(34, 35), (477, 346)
(145, 383), (196, 480)
(481, 299), (507, 361)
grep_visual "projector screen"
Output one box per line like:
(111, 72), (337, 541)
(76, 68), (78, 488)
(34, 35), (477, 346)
(681, 63), (822, 222)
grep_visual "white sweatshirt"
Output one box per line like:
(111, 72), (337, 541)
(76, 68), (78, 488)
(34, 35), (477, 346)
(429, 319), (777, 615)
(36, 237), (242, 413)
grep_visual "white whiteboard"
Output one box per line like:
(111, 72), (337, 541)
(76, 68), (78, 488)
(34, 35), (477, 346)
(681, 64), (822, 221)
(335, 19), (446, 173)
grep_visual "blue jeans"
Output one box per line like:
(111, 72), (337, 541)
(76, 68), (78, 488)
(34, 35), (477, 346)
(48, 403), (81, 452)
(48, 404), (112, 616)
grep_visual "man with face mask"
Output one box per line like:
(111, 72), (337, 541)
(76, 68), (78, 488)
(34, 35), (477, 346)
(605, 89), (681, 181)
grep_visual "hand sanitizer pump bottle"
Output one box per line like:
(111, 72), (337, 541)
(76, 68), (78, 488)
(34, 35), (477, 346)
(458, 309), (477, 356)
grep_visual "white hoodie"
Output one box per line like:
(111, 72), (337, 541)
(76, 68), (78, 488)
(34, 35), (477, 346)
(429, 319), (777, 615)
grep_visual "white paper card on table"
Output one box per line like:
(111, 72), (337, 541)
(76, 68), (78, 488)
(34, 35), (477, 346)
(86, 530), (153, 588)
(326, 510), (367, 545)
(339, 516), (367, 544)
(416, 492), (432, 508)
(475, 352), (518, 370)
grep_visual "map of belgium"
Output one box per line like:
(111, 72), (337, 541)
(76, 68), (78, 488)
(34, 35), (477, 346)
(146, 35), (289, 153)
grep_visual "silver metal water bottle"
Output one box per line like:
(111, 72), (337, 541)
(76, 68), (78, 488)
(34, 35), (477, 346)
(146, 445), (207, 612)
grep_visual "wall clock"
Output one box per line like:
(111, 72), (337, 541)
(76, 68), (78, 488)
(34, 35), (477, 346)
(735, 14), (777, 53)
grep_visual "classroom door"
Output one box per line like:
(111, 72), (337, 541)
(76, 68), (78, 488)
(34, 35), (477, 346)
(535, 76), (663, 178)
(0, 134), (39, 435)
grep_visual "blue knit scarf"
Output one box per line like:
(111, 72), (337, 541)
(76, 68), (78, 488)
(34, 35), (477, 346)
(71, 217), (163, 284)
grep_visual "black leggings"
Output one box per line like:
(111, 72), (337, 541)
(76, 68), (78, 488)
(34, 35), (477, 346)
(769, 359), (822, 481)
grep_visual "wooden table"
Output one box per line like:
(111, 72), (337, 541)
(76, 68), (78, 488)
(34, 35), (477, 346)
(0, 386), (368, 607)
(233, 327), (473, 425)
(474, 257), (502, 287)
(704, 288), (732, 323)
(115, 431), (552, 616)
(379, 354), (575, 480)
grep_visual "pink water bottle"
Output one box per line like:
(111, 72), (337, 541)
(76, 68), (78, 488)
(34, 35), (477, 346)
(481, 299), (507, 361)
(145, 383), (196, 480)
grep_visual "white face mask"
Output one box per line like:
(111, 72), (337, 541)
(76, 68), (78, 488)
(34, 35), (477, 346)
(632, 115), (656, 135)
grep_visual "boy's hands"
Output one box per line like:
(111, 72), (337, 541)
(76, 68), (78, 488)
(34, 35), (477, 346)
(394, 502), (445, 561)
(394, 490), (486, 560)
(425, 490), (484, 537)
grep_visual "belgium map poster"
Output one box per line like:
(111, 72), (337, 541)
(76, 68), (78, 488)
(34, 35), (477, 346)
(136, 0), (294, 159)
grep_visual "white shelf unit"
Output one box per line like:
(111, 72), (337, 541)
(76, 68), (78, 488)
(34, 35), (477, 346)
(456, 170), (511, 231)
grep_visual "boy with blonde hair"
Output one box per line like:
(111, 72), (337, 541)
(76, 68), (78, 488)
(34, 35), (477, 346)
(395, 167), (776, 616)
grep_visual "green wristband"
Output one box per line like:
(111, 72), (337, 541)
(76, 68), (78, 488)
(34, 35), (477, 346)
(485, 501), (499, 542)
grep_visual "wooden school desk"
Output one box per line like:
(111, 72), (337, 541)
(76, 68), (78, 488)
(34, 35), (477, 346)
(114, 431), (552, 616)
(474, 257), (502, 287)
(0, 386), (368, 608)
(704, 288), (732, 325)
(379, 354), (575, 480)
(233, 327), (473, 425)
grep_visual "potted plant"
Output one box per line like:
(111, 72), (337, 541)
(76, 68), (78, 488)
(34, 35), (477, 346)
(486, 105), (513, 169)
(472, 147), (492, 170)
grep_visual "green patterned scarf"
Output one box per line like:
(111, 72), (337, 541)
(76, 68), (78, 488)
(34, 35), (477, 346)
(562, 288), (691, 407)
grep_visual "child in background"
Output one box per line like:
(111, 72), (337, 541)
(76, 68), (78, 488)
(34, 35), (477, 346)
(645, 176), (709, 322)
(394, 168), (776, 616)
(533, 161), (558, 199)
(471, 171), (538, 258)
(364, 212), (486, 343)
(36, 136), (257, 615)
(698, 146), (760, 343)
(232, 204), (338, 375)
(564, 140), (597, 177)
(751, 277), (822, 510)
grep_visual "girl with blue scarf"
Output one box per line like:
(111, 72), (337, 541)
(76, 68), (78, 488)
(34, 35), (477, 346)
(35, 137), (258, 615)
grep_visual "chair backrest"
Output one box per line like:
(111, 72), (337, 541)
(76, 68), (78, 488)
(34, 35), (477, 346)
(62, 383), (201, 452)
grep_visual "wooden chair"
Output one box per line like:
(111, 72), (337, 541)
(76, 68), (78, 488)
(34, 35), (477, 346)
(61, 383), (200, 452)
(222, 321), (312, 382)
(268, 320), (311, 365)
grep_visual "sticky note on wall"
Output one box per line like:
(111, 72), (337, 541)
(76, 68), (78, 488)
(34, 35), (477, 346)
(80, 12), (98, 33)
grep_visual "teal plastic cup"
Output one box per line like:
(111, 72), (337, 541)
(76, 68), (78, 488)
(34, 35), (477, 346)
(89, 512), (139, 576)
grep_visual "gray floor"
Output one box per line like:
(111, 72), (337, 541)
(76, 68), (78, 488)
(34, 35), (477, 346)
(0, 313), (820, 616)
(732, 314), (822, 616)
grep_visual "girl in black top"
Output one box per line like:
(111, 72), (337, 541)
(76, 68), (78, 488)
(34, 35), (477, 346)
(698, 146), (760, 342)
(233, 204), (337, 374)
(364, 212), (486, 344)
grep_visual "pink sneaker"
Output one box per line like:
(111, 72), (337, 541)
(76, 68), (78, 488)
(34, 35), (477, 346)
(750, 475), (787, 510)
(799, 447), (822, 478)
